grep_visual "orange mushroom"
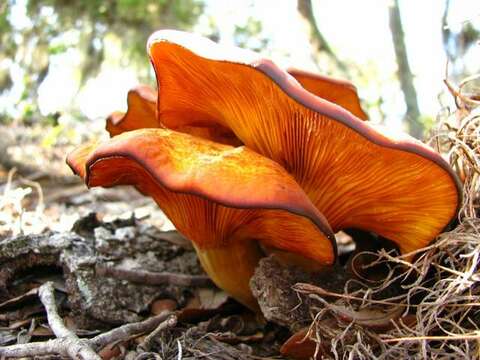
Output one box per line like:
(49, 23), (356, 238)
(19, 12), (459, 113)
(147, 30), (461, 255)
(67, 129), (335, 309)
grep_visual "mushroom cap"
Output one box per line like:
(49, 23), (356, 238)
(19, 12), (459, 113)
(105, 84), (242, 145)
(106, 68), (367, 145)
(287, 68), (368, 120)
(105, 85), (158, 137)
(67, 128), (335, 308)
(105, 43), (366, 146)
(147, 30), (461, 255)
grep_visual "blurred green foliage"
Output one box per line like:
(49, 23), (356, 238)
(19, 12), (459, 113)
(233, 16), (269, 51)
(25, 0), (204, 64)
(1, 0), (204, 124)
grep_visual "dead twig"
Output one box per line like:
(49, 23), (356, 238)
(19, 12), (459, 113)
(96, 264), (214, 287)
(294, 283), (409, 307)
(0, 282), (100, 359)
(137, 314), (177, 351)
(382, 332), (480, 343)
(0, 287), (38, 310)
(90, 311), (175, 350)
(38, 282), (101, 360)
(308, 294), (404, 330)
(0, 308), (175, 358)
(0, 338), (91, 358)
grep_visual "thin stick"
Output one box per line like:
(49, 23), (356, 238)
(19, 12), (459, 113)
(137, 314), (177, 351)
(38, 282), (101, 360)
(382, 332), (480, 343)
(0, 310), (175, 358)
(0, 338), (79, 358)
(96, 264), (214, 287)
(90, 311), (174, 350)
(294, 283), (410, 307)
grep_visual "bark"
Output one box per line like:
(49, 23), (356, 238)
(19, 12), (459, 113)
(0, 214), (204, 327)
(297, 0), (349, 76)
(388, 0), (424, 139)
(250, 256), (349, 332)
(0, 311), (175, 358)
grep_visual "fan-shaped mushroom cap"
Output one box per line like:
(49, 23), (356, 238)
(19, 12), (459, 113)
(106, 85), (158, 137)
(147, 30), (461, 255)
(104, 63), (366, 145)
(105, 85), (242, 145)
(67, 129), (335, 309)
(104, 70), (366, 146)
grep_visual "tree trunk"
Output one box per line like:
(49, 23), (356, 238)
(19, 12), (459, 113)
(297, 0), (349, 76)
(388, 0), (424, 139)
(442, 0), (453, 61)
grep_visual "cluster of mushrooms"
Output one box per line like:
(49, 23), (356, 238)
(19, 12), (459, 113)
(67, 30), (461, 311)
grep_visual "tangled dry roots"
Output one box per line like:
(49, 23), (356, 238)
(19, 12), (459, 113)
(297, 75), (480, 359)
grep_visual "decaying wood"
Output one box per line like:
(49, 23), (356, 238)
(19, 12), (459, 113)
(0, 214), (206, 327)
(0, 309), (176, 358)
(250, 255), (350, 332)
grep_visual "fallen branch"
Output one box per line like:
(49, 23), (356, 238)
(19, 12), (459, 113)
(0, 306), (175, 358)
(0, 338), (90, 358)
(90, 311), (174, 350)
(96, 264), (214, 287)
(38, 282), (101, 360)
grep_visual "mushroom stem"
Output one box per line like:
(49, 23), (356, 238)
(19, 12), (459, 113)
(194, 241), (264, 310)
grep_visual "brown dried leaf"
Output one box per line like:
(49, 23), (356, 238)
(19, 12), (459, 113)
(151, 298), (177, 315)
(197, 288), (229, 310)
(98, 342), (123, 360)
(0, 288), (38, 311)
(281, 327), (320, 360)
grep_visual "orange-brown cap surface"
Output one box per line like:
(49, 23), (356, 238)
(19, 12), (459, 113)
(67, 128), (335, 309)
(147, 30), (461, 255)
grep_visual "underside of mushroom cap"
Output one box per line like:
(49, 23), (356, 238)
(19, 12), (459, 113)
(105, 84), (243, 145)
(105, 34), (366, 145)
(287, 68), (368, 120)
(106, 85), (159, 137)
(147, 30), (461, 255)
(67, 128), (336, 308)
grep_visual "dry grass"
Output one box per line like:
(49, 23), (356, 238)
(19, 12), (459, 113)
(297, 74), (480, 359)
